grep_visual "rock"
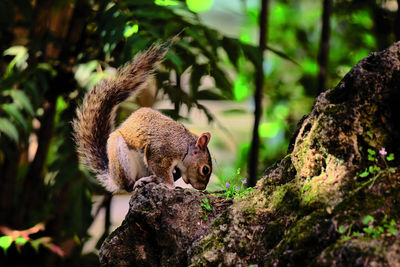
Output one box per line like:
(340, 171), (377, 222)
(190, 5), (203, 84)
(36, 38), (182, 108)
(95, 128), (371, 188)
(99, 183), (231, 266)
(100, 42), (400, 266)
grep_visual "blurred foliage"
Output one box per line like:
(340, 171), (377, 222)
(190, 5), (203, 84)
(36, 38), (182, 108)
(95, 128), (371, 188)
(0, 0), (399, 265)
(214, 0), (399, 189)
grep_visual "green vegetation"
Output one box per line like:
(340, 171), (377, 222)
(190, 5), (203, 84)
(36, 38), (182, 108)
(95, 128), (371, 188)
(200, 198), (212, 221)
(219, 175), (254, 200)
(358, 147), (396, 187)
(339, 215), (399, 241)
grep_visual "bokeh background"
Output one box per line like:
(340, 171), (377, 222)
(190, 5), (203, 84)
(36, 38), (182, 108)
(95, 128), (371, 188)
(1, 0), (399, 265)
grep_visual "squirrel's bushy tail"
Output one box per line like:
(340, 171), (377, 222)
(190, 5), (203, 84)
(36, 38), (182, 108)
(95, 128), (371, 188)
(72, 43), (169, 186)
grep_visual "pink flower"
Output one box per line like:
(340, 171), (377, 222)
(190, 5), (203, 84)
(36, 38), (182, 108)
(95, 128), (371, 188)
(226, 182), (230, 188)
(242, 178), (247, 184)
(379, 147), (387, 156)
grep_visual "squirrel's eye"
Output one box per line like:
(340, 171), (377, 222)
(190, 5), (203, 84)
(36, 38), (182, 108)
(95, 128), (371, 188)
(201, 165), (210, 176)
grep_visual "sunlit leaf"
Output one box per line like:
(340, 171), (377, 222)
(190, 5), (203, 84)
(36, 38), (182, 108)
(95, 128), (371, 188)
(259, 121), (281, 138)
(0, 236), (13, 252)
(124, 23), (139, 38)
(14, 236), (28, 246)
(3, 46), (28, 75)
(155, 0), (179, 6)
(0, 118), (19, 143)
(186, 0), (213, 13)
(233, 74), (249, 100)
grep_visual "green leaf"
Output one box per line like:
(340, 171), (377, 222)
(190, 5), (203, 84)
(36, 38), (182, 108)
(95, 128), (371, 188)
(241, 43), (262, 68)
(366, 131), (373, 139)
(373, 165), (381, 172)
(359, 170), (369, 177)
(3, 46), (28, 75)
(369, 165), (375, 173)
(363, 215), (374, 225)
(14, 236), (28, 246)
(221, 37), (241, 67)
(196, 89), (226, 100)
(155, 0), (180, 6)
(266, 45), (299, 66)
(189, 64), (207, 97)
(0, 118), (19, 143)
(233, 73), (250, 100)
(10, 90), (35, 116)
(0, 236), (13, 252)
(386, 153), (395, 161)
(165, 52), (184, 74)
(338, 226), (346, 234)
(363, 227), (373, 235)
(2, 104), (27, 130)
(367, 148), (376, 156)
(30, 238), (42, 252)
(342, 235), (351, 241)
(186, 0), (214, 13)
(209, 64), (233, 98)
(124, 23), (139, 38)
(389, 228), (398, 235)
(353, 231), (361, 237)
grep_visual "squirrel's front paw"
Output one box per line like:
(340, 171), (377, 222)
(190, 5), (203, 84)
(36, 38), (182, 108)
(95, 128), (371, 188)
(133, 175), (158, 189)
(133, 179), (146, 189)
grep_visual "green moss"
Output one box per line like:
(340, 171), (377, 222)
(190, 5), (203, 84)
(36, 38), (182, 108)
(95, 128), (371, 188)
(242, 205), (257, 218)
(300, 174), (326, 207)
(284, 209), (330, 248)
(268, 183), (300, 212)
(212, 210), (230, 227)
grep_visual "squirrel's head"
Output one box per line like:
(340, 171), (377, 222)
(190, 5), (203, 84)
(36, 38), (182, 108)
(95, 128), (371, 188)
(181, 132), (212, 190)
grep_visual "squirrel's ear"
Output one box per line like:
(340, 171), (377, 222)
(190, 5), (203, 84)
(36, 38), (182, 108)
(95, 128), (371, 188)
(196, 132), (211, 149)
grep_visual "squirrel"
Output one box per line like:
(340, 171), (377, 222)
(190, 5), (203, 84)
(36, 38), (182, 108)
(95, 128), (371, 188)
(72, 43), (212, 192)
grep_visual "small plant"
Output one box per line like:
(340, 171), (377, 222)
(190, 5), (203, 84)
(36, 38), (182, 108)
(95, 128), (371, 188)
(358, 147), (395, 187)
(220, 177), (254, 200)
(338, 215), (399, 241)
(200, 198), (212, 221)
(362, 215), (384, 239)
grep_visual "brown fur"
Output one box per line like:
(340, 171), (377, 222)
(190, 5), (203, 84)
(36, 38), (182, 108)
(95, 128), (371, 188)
(72, 42), (212, 192)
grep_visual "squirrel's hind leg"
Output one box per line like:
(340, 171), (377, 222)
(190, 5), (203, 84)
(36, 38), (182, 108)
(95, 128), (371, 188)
(107, 131), (136, 192)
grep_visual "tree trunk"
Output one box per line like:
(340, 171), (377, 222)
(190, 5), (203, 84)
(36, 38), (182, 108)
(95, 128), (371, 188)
(100, 42), (400, 266)
(248, 0), (270, 187)
(317, 0), (332, 94)
(395, 0), (400, 41)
